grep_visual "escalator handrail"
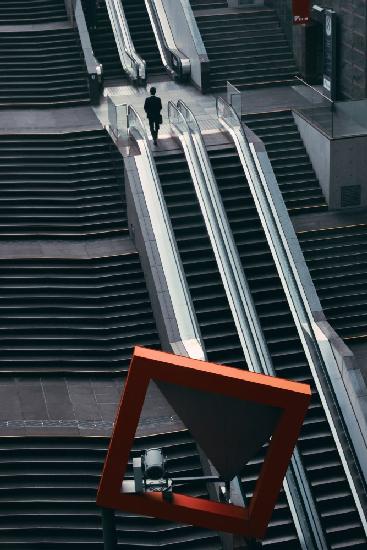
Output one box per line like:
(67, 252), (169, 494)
(144, 0), (190, 79)
(106, 0), (146, 82)
(126, 105), (204, 358)
(174, 99), (273, 376)
(174, 100), (326, 550)
(216, 96), (367, 535)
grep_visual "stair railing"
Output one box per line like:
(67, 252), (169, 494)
(144, 0), (190, 82)
(217, 96), (367, 535)
(126, 105), (204, 360)
(171, 99), (327, 550)
(105, 0), (146, 84)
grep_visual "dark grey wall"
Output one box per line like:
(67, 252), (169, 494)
(268, 0), (367, 99)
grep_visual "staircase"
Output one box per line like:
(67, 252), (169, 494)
(190, 0), (228, 9)
(0, 431), (222, 549)
(0, 29), (90, 108)
(192, 8), (298, 92)
(91, 0), (127, 82)
(205, 141), (367, 549)
(0, 130), (127, 238)
(0, 0), (67, 25)
(0, 254), (160, 374)
(154, 147), (303, 549)
(122, 0), (163, 75)
(297, 223), (367, 343)
(245, 110), (327, 214)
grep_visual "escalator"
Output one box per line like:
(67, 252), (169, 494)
(0, 431), (222, 548)
(122, 0), (163, 76)
(244, 110), (327, 215)
(91, 0), (127, 82)
(203, 139), (367, 548)
(154, 146), (303, 549)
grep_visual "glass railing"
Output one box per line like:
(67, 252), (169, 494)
(217, 96), (367, 538)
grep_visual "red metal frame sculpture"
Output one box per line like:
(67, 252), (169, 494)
(97, 347), (311, 538)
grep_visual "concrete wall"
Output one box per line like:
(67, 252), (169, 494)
(269, 0), (367, 99)
(293, 111), (331, 204)
(161, 0), (208, 90)
(293, 110), (367, 209)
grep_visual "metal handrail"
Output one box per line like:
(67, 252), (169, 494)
(175, 99), (273, 376)
(294, 75), (334, 104)
(171, 99), (326, 550)
(217, 96), (367, 536)
(144, 0), (190, 80)
(126, 105), (204, 359)
(106, 0), (146, 83)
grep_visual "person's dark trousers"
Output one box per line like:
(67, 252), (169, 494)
(149, 119), (160, 143)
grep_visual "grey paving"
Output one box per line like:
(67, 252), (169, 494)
(0, 106), (101, 133)
(0, 236), (136, 260)
(0, 376), (184, 436)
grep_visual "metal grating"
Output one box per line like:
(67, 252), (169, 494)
(341, 185), (361, 208)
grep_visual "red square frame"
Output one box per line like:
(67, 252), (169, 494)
(97, 347), (311, 538)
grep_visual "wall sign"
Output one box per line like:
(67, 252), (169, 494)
(292, 0), (310, 24)
(323, 9), (337, 100)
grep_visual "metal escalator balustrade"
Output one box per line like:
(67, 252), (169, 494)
(244, 110), (327, 215)
(122, 0), (164, 76)
(0, 432), (222, 549)
(216, 97), (367, 547)
(173, 100), (330, 550)
(152, 130), (304, 549)
(0, 255), (160, 374)
(90, 0), (127, 81)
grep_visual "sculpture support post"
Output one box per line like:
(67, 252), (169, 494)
(101, 508), (118, 550)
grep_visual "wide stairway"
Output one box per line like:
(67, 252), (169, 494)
(0, 254), (160, 374)
(297, 223), (367, 344)
(245, 110), (327, 215)
(0, 130), (127, 238)
(0, 28), (89, 108)
(91, 0), (127, 82)
(0, 0), (66, 25)
(122, 0), (163, 76)
(190, 5), (298, 92)
(155, 143), (367, 548)
(0, 431), (222, 549)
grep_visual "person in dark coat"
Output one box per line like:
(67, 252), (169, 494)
(144, 87), (162, 146)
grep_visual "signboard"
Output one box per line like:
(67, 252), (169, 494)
(323, 9), (337, 100)
(292, 0), (310, 24)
